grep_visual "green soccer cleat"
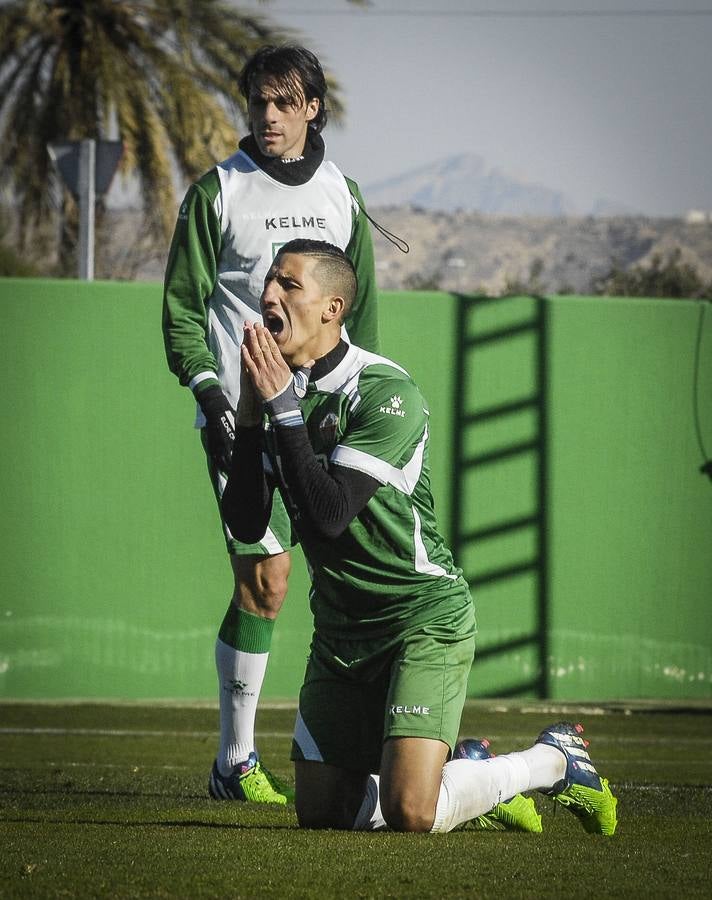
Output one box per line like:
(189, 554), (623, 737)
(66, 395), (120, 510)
(536, 722), (618, 836)
(259, 759), (296, 804)
(454, 739), (543, 833)
(473, 792), (543, 833)
(208, 754), (295, 805)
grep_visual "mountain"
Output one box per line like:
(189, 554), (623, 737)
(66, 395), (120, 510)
(364, 154), (578, 217)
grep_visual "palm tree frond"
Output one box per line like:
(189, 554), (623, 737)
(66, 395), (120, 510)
(0, 0), (347, 266)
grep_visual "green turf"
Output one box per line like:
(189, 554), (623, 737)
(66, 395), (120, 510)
(1, 701), (711, 898)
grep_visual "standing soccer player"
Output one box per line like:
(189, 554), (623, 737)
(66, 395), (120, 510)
(223, 238), (618, 835)
(162, 46), (378, 804)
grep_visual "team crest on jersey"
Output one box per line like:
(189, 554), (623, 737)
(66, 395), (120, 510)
(380, 395), (406, 418)
(319, 412), (339, 443)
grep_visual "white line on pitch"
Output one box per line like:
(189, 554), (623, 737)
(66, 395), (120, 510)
(3, 727), (711, 746)
(0, 727), (293, 738)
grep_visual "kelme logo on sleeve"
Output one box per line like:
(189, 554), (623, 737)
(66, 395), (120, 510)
(380, 395), (405, 418)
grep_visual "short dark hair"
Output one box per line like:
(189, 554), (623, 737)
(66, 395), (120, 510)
(276, 239), (357, 318)
(239, 45), (328, 133)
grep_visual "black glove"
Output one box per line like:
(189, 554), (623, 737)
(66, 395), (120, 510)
(198, 385), (235, 472)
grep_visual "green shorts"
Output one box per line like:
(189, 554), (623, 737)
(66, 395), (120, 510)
(291, 605), (476, 773)
(201, 429), (297, 557)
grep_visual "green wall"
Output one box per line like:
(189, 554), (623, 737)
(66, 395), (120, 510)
(1, 279), (710, 700)
(548, 296), (712, 697)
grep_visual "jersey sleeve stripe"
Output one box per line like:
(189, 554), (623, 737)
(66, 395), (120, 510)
(330, 426), (428, 495)
(270, 410), (304, 427)
(189, 371), (219, 391)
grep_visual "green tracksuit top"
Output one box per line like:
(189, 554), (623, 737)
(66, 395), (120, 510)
(162, 147), (379, 420)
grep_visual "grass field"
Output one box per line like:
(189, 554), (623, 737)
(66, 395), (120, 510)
(2, 700), (711, 898)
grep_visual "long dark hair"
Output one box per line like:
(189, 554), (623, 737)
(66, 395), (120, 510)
(239, 45), (328, 133)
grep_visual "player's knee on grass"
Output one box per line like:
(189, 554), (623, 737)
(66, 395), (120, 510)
(380, 786), (437, 833)
(379, 737), (447, 832)
(296, 797), (357, 830)
(232, 553), (290, 616)
(295, 761), (368, 830)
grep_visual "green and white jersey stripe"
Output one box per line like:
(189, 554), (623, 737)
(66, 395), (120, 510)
(271, 344), (472, 639)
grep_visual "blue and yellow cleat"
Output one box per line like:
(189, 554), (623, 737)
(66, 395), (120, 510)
(453, 738), (543, 833)
(208, 754), (294, 804)
(536, 722), (618, 835)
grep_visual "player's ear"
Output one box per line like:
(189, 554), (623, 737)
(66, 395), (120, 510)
(305, 97), (319, 122)
(322, 295), (345, 323)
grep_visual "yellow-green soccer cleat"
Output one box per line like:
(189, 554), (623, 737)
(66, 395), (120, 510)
(536, 722), (617, 836)
(259, 759), (296, 804)
(208, 754), (295, 805)
(453, 739), (543, 833)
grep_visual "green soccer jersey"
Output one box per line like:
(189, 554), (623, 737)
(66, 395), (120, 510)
(266, 343), (473, 639)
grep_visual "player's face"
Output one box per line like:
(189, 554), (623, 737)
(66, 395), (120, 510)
(260, 253), (338, 365)
(248, 75), (319, 159)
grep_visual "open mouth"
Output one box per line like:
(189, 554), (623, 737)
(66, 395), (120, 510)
(263, 312), (285, 336)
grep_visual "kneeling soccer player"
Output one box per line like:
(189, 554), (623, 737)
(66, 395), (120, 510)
(222, 239), (617, 834)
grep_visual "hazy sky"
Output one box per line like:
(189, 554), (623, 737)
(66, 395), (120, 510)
(237, 0), (712, 216)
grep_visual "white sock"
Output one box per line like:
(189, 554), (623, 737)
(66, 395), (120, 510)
(215, 637), (269, 774)
(430, 755), (527, 832)
(352, 775), (387, 831)
(514, 743), (567, 792)
(430, 742), (566, 834)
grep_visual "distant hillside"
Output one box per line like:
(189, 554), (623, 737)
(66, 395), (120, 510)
(367, 207), (712, 295)
(6, 199), (710, 295)
(364, 154), (578, 218)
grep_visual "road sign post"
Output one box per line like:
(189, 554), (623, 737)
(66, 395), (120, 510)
(47, 140), (123, 280)
(78, 139), (96, 281)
